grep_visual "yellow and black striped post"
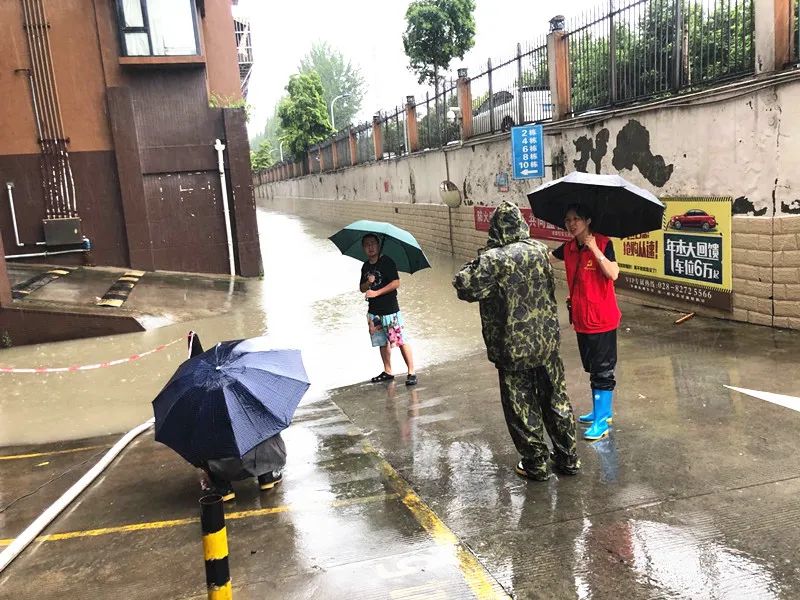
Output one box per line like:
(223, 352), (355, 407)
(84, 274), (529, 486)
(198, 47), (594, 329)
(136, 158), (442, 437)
(200, 494), (232, 599)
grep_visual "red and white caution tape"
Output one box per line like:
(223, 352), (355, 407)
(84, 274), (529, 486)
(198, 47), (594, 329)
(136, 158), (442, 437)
(0, 338), (183, 374)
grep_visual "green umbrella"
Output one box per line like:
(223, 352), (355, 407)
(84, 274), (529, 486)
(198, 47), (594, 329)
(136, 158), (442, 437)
(328, 220), (431, 274)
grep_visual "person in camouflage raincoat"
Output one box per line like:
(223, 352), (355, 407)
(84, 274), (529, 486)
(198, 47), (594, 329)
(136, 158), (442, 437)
(453, 201), (580, 480)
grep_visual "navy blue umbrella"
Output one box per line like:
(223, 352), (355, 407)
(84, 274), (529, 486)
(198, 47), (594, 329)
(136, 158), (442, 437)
(152, 337), (310, 466)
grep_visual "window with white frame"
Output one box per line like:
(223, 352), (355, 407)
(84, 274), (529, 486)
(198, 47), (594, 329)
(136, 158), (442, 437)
(116, 0), (200, 57)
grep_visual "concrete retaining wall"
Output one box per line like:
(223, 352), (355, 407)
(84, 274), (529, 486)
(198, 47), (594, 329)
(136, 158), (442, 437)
(256, 74), (800, 331)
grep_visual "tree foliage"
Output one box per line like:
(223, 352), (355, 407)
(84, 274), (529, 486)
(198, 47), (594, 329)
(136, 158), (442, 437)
(571, 0), (754, 112)
(250, 139), (274, 172)
(418, 93), (459, 148)
(402, 0), (476, 94)
(250, 102), (283, 155)
(299, 42), (365, 131)
(277, 71), (333, 158)
(516, 65), (549, 89)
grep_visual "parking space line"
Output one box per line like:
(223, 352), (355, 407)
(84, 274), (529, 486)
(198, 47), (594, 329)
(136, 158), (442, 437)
(0, 492), (397, 548)
(725, 385), (800, 413)
(363, 441), (509, 600)
(0, 445), (109, 461)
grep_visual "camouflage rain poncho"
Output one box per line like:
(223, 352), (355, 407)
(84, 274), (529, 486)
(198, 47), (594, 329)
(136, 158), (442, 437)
(453, 201), (561, 370)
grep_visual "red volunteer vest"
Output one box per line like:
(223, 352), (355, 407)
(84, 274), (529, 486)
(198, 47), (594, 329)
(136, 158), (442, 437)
(563, 234), (622, 334)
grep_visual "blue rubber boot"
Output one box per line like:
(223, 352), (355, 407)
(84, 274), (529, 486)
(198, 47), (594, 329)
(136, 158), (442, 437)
(578, 390), (612, 425)
(577, 397), (595, 424)
(583, 390), (612, 440)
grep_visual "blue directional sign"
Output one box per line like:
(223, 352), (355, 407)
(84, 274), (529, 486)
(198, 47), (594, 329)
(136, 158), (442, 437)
(511, 124), (544, 180)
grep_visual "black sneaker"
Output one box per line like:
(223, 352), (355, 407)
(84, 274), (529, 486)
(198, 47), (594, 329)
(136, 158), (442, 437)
(550, 452), (581, 476)
(258, 471), (283, 490)
(552, 461), (581, 476)
(514, 461), (551, 481)
(214, 484), (236, 502)
(405, 374), (418, 386)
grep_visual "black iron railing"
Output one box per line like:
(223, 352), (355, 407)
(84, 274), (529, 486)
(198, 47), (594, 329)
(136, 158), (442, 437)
(569, 0), (754, 114)
(470, 39), (551, 136)
(414, 80), (460, 151)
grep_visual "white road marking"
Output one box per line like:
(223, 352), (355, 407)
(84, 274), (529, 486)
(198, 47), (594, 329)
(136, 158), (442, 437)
(725, 386), (800, 413)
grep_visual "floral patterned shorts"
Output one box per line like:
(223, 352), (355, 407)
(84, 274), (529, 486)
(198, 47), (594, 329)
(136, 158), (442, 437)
(367, 311), (407, 348)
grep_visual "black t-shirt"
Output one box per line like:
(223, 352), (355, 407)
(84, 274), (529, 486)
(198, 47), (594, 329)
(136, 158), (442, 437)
(360, 255), (400, 315)
(552, 239), (616, 261)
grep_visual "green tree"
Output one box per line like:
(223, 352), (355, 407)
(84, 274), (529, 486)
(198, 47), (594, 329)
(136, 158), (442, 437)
(250, 139), (274, 172)
(299, 42), (365, 130)
(419, 93), (459, 148)
(402, 0), (476, 98)
(570, 0), (753, 113)
(516, 65), (549, 88)
(251, 102), (285, 160)
(571, 34), (611, 112)
(277, 71), (333, 158)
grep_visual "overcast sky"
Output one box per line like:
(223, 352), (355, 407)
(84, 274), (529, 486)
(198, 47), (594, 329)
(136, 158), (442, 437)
(237, 0), (601, 136)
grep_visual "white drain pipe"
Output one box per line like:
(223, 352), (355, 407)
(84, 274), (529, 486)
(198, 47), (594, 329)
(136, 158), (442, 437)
(5, 248), (86, 259)
(0, 418), (154, 574)
(214, 139), (236, 277)
(6, 182), (24, 247)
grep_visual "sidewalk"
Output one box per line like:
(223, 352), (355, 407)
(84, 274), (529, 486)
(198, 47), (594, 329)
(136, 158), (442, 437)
(6, 263), (247, 327)
(2, 263), (249, 346)
(2, 303), (800, 598)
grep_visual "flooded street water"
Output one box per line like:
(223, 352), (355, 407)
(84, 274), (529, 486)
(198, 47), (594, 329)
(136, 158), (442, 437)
(0, 209), (484, 445)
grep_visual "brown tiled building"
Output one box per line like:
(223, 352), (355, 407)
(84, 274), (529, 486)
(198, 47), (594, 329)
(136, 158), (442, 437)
(0, 0), (261, 276)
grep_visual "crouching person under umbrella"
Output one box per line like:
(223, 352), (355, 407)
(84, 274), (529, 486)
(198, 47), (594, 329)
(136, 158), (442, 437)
(186, 333), (286, 500)
(453, 201), (580, 481)
(155, 332), (309, 502)
(203, 434), (286, 501)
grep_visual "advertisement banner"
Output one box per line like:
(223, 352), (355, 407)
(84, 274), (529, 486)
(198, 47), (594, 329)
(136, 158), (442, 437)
(474, 197), (733, 311)
(613, 197), (732, 311)
(473, 205), (571, 242)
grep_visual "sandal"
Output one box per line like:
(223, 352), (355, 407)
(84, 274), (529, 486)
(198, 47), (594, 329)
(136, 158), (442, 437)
(370, 371), (394, 383)
(405, 374), (418, 386)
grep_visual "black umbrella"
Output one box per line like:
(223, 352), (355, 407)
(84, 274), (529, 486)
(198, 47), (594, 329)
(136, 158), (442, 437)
(527, 172), (665, 238)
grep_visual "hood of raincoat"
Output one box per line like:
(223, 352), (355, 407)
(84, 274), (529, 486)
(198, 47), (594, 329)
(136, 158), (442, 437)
(486, 201), (530, 249)
(453, 200), (560, 369)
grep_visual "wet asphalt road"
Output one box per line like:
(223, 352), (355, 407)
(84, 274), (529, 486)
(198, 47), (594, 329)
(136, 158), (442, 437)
(2, 209), (800, 598)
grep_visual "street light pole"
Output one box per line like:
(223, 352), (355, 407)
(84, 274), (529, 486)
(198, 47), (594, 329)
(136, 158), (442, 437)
(330, 93), (351, 130)
(279, 140), (285, 162)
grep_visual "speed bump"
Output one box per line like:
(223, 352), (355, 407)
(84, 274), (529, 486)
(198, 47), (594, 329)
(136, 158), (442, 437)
(97, 270), (145, 307)
(12, 268), (75, 300)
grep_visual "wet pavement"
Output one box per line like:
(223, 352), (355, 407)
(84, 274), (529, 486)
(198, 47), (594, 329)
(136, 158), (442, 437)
(2, 209), (800, 598)
(0, 211), (483, 445)
(6, 262), (248, 328)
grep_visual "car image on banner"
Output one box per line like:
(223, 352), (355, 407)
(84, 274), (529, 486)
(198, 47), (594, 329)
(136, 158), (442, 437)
(668, 209), (718, 232)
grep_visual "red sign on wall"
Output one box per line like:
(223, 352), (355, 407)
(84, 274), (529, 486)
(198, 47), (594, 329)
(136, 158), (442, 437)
(473, 206), (571, 242)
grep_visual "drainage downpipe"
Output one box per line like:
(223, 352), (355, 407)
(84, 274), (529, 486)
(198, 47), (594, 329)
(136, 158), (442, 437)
(214, 138), (236, 277)
(6, 183), (24, 247)
(0, 418), (155, 573)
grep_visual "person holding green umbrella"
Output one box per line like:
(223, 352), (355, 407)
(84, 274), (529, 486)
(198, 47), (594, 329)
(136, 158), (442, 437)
(359, 233), (417, 385)
(330, 220), (430, 386)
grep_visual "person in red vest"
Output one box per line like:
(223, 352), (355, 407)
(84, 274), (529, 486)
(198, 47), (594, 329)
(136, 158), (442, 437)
(551, 204), (621, 440)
